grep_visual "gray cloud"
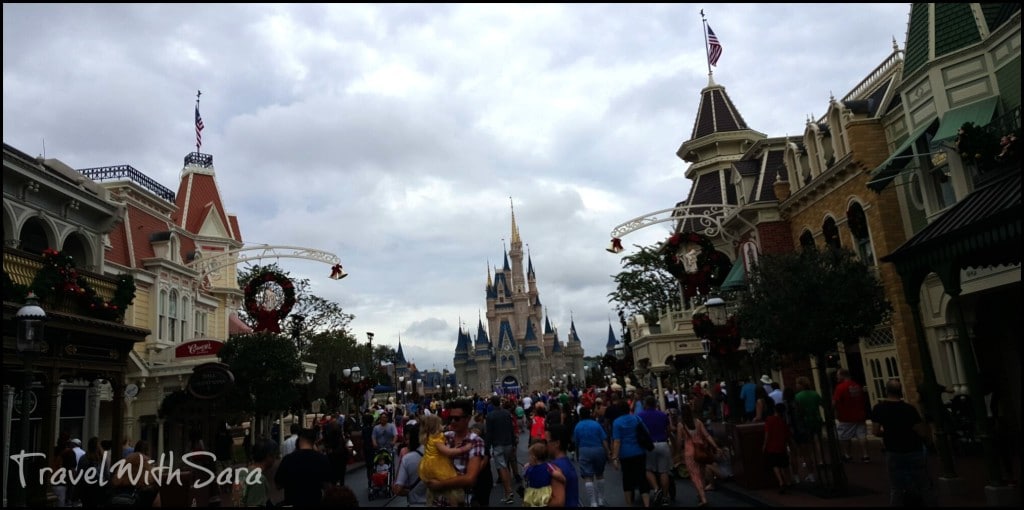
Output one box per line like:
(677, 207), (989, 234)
(3, 3), (911, 372)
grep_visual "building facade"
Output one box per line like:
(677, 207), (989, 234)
(453, 211), (584, 394)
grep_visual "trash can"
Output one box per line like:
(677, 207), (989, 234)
(730, 423), (776, 490)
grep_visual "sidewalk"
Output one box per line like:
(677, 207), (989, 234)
(716, 438), (1014, 507)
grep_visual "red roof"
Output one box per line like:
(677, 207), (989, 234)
(175, 172), (233, 238)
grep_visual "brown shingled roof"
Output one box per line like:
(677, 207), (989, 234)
(690, 85), (751, 140)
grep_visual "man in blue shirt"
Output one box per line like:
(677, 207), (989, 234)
(546, 424), (580, 507)
(637, 396), (671, 506)
(739, 376), (758, 422)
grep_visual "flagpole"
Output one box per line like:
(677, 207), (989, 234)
(195, 90), (202, 153)
(701, 9), (711, 76)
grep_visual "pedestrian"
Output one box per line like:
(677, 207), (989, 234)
(769, 382), (784, 405)
(530, 404), (548, 445)
(485, 395), (518, 504)
(50, 435), (76, 507)
(240, 438), (277, 507)
(573, 407), (609, 507)
(108, 449), (161, 508)
(638, 396), (672, 506)
(373, 412), (399, 453)
(74, 437), (108, 507)
(610, 404), (651, 507)
(833, 368), (870, 462)
(282, 423), (300, 456)
(753, 385), (775, 422)
(870, 378), (936, 506)
(676, 404), (720, 507)
(739, 376), (758, 422)
(521, 442), (563, 506)
(421, 398), (486, 507)
(468, 420), (493, 507)
(274, 428), (334, 507)
(321, 484), (360, 507)
(763, 402), (794, 494)
(545, 424), (579, 507)
(394, 420), (427, 507)
(793, 375), (825, 482)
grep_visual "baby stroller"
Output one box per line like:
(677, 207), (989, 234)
(367, 448), (394, 500)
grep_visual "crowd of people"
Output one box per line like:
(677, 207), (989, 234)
(33, 367), (961, 508)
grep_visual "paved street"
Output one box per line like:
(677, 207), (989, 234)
(343, 428), (758, 507)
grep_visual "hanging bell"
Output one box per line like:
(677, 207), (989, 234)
(329, 263), (348, 280)
(606, 237), (624, 254)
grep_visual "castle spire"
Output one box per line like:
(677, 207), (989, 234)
(487, 260), (492, 287)
(510, 197), (521, 245)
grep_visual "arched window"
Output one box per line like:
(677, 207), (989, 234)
(20, 217), (49, 254)
(168, 290), (178, 342)
(61, 234), (90, 269)
(799, 230), (815, 249)
(158, 290), (168, 340)
(180, 296), (190, 341)
(822, 217), (841, 250)
(846, 202), (875, 266)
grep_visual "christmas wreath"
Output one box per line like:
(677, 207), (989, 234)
(243, 267), (296, 333)
(660, 231), (732, 300)
(691, 312), (742, 356)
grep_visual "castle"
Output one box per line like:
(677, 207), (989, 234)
(453, 209), (585, 394)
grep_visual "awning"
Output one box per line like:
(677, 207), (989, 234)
(720, 256), (746, 291)
(881, 171), (1021, 271)
(929, 96), (999, 149)
(867, 120), (936, 192)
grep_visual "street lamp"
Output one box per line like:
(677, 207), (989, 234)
(15, 292), (46, 507)
(701, 338), (710, 360)
(705, 296), (728, 325)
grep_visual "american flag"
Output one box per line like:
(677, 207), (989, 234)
(195, 104), (205, 150)
(707, 25), (723, 67)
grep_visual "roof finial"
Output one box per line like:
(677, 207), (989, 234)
(510, 197), (521, 245)
(892, 36), (899, 52)
(487, 259), (492, 287)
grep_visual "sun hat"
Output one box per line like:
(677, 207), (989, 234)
(760, 375), (773, 385)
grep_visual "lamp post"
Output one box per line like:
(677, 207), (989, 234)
(366, 332), (375, 377)
(745, 338), (758, 379)
(398, 376), (405, 403)
(15, 293), (46, 507)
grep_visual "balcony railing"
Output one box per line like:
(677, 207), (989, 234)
(78, 164), (176, 202)
(3, 248), (118, 314)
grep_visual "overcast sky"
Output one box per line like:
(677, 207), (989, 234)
(3, 3), (911, 374)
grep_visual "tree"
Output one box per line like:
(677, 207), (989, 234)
(607, 243), (680, 325)
(734, 246), (891, 494)
(303, 329), (360, 411)
(218, 332), (303, 432)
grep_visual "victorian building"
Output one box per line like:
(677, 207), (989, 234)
(453, 210), (584, 394)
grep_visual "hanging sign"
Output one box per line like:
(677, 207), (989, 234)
(187, 362), (234, 400)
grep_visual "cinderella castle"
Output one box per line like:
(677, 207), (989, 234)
(453, 208), (585, 395)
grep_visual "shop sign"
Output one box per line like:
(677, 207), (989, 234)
(175, 339), (224, 358)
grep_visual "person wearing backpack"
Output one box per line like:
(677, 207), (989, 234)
(394, 421), (427, 506)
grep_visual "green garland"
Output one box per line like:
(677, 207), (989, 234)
(1, 248), (135, 322)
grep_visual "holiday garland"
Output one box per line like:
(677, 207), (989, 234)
(243, 267), (296, 333)
(2, 248), (135, 322)
(660, 231), (733, 299)
(691, 312), (742, 356)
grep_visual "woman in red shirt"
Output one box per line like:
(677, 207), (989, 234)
(762, 402), (793, 494)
